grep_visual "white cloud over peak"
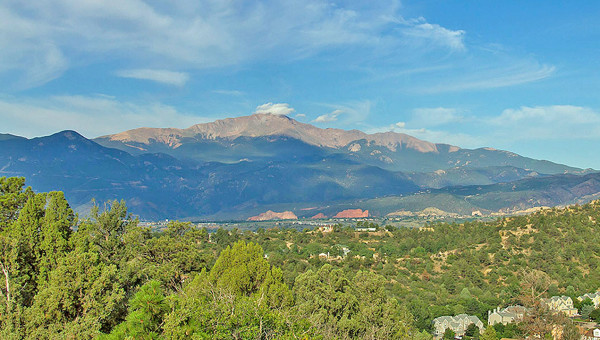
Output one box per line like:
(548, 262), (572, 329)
(254, 103), (295, 116)
(115, 69), (189, 86)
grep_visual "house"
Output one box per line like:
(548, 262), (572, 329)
(487, 305), (527, 325)
(578, 292), (600, 308)
(318, 225), (334, 233)
(432, 314), (484, 338)
(582, 328), (600, 340)
(541, 296), (578, 317)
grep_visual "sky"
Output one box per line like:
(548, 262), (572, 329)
(1, 1), (599, 169)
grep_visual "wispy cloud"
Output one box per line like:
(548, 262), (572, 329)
(313, 109), (343, 123)
(411, 107), (464, 127)
(314, 100), (373, 126)
(0, 1), (470, 89)
(212, 89), (245, 96)
(0, 95), (205, 138)
(115, 69), (189, 86)
(401, 19), (466, 51)
(416, 62), (555, 94)
(490, 105), (600, 140)
(254, 102), (295, 116)
(367, 104), (600, 149)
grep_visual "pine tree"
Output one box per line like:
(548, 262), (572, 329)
(37, 192), (74, 286)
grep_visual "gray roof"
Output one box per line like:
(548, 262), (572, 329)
(544, 295), (572, 303)
(433, 314), (483, 328)
(490, 305), (527, 318)
(579, 292), (600, 300)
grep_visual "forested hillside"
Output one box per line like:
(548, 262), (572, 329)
(1, 176), (599, 339)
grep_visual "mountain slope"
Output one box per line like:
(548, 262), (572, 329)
(1, 114), (595, 220)
(0, 131), (418, 219)
(359, 172), (600, 216)
(95, 114), (582, 176)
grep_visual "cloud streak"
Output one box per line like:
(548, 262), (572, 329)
(115, 69), (189, 86)
(416, 62), (555, 94)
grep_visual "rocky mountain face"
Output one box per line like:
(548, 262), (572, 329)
(247, 210), (298, 221)
(96, 114), (436, 152)
(333, 209), (369, 218)
(1, 114), (596, 220)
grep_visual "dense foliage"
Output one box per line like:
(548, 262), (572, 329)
(1, 176), (599, 339)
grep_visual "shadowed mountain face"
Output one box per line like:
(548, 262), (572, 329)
(0, 130), (418, 219)
(0, 114), (595, 220)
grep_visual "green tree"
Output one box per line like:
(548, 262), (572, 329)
(104, 281), (168, 339)
(464, 323), (480, 339)
(77, 200), (136, 265)
(2, 193), (46, 307)
(0, 177), (33, 230)
(37, 192), (74, 286)
(162, 242), (295, 339)
(443, 328), (456, 340)
(127, 221), (211, 291)
(480, 326), (498, 340)
(209, 241), (270, 296)
(294, 264), (414, 339)
(26, 250), (125, 338)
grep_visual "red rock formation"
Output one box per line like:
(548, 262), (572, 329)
(311, 213), (327, 219)
(333, 209), (369, 218)
(247, 210), (298, 221)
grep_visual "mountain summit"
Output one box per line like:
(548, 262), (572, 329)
(96, 113), (439, 153)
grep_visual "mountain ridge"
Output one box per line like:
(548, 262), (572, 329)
(96, 113), (440, 153)
(0, 115), (596, 220)
(94, 113), (585, 175)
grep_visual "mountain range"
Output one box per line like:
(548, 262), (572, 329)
(0, 113), (596, 220)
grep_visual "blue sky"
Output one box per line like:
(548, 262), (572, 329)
(1, 1), (599, 168)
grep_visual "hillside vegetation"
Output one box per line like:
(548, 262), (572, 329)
(1, 176), (599, 339)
